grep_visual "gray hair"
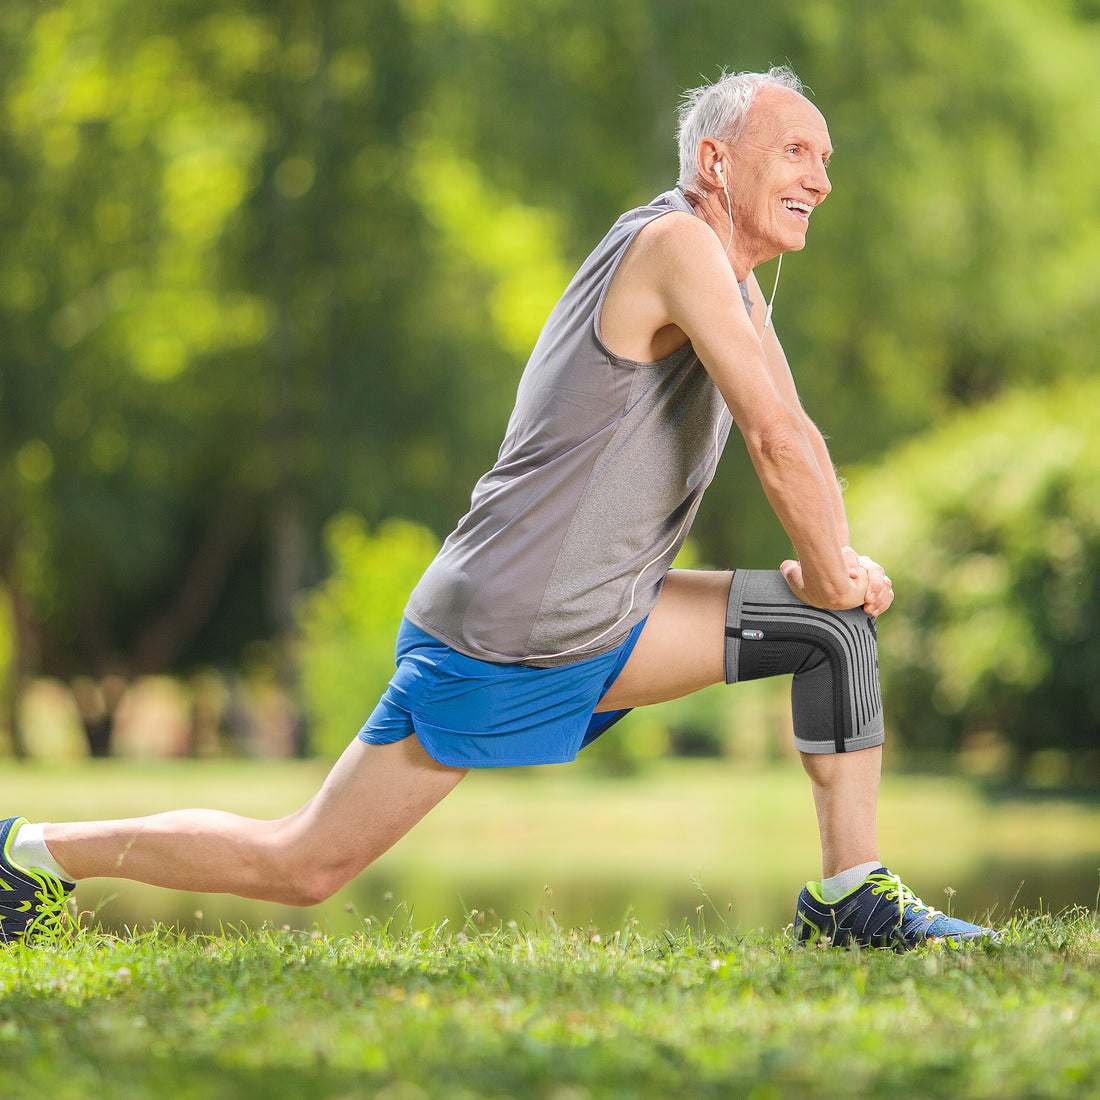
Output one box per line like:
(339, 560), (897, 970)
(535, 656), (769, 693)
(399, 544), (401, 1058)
(676, 66), (805, 189)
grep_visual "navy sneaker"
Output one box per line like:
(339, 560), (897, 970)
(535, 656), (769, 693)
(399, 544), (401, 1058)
(794, 866), (997, 950)
(0, 817), (76, 944)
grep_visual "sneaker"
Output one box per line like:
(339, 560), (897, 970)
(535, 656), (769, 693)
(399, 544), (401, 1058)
(0, 817), (76, 944)
(794, 866), (997, 950)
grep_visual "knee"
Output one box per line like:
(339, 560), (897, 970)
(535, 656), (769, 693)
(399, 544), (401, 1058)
(280, 863), (354, 908)
(281, 860), (362, 908)
(260, 826), (366, 907)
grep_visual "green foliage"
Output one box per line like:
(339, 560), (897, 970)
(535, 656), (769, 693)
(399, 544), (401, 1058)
(295, 513), (438, 757)
(4, 0), (1100, 765)
(787, 0), (1100, 432)
(1, 0), (284, 677)
(0, 584), (11, 718)
(684, 0), (1100, 563)
(0, 911), (1097, 1098)
(848, 377), (1100, 770)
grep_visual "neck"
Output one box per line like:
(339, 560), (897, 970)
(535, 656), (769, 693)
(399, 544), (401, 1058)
(684, 187), (753, 282)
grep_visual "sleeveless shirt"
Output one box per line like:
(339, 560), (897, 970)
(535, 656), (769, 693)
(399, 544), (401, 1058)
(405, 189), (750, 667)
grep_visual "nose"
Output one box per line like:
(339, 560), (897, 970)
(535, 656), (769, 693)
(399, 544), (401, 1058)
(806, 160), (832, 199)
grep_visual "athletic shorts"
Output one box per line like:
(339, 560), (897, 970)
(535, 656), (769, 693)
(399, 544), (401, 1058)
(357, 617), (648, 768)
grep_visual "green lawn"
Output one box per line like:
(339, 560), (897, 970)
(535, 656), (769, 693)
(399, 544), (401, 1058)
(1, 911), (1097, 1098)
(1, 760), (1098, 1097)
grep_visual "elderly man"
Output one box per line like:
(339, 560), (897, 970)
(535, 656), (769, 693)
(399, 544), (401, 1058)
(1, 67), (994, 949)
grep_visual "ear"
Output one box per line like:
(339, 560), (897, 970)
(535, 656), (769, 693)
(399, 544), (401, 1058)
(696, 138), (725, 186)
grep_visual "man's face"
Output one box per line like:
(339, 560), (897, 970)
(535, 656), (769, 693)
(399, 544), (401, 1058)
(721, 87), (833, 267)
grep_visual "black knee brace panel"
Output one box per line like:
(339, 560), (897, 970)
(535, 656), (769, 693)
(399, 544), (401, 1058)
(724, 569), (884, 754)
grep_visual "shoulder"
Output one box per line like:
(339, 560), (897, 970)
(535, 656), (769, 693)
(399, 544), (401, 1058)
(639, 208), (717, 252)
(626, 209), (727, 287)
(625, 210), (741, 324)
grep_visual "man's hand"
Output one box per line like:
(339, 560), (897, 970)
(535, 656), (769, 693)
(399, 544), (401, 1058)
(780, 547), (894, 617)
(843, 547), (893, 618)
(778, 556), (866, 611)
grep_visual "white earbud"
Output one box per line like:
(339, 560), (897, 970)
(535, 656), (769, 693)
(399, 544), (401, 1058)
(714, 160), (725, 182)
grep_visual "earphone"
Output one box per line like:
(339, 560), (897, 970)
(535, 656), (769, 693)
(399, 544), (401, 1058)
(714, 157), (781, 336)
(523, 410), (730, 663)
(762, 253), (781, 335)
(717, 160), (734, 255)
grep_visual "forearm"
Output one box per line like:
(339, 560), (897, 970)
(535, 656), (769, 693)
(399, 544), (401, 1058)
(782, 422), (895, 617)
(748, 288), (850, 546)
(803, 415), (850, 546)
(746, 426), (859, 608)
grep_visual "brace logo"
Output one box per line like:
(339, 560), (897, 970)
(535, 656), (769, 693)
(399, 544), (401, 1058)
(741, 629), (765, 640)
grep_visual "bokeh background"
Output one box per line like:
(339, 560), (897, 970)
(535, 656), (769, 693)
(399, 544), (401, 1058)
(2, 0), (1099, 930)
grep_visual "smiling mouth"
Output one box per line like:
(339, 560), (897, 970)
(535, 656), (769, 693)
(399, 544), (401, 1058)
(782, 198), (813, 219)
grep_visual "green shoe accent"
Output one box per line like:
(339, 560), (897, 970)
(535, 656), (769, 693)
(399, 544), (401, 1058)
(0, 817), (76, 945)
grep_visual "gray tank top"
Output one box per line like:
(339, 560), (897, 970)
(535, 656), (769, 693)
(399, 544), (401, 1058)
(406, 189), (749, 666)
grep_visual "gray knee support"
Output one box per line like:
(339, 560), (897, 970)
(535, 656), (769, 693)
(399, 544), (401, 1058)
(724, 569), (885, 754)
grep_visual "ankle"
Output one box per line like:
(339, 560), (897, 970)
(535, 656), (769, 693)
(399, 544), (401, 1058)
(819, 860), (880, 903)
(10, 822), (75, 882)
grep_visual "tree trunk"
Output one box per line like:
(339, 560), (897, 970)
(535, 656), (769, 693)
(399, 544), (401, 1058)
(3, 578), (37, 759)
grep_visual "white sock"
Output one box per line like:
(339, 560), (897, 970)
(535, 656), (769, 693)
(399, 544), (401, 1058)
(820, 860), (881, 903)
(10, 822), (75, 882)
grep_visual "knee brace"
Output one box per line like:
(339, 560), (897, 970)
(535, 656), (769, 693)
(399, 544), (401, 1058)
(723, 569), (884, 754)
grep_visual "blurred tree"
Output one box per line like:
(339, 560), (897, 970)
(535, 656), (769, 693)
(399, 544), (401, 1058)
(385, 0), (1100, 571)
(1, 0), (274, 750)
(785, 0), (1100, 432)
(0, 585), (13, 754)
(295, 513), (438, 757)
(847, 376), (1100, 781)
(2, 0), (1099, 759)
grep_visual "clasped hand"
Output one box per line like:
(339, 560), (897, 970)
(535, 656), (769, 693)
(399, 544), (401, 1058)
(842, 546), (893, 618)
(779, 546), (894, 618)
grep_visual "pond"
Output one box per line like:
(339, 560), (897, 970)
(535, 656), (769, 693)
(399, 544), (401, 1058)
(77, 854), (1100, 939)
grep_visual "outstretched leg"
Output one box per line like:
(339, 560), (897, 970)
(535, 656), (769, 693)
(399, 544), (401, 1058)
(43, 735), (467, 906)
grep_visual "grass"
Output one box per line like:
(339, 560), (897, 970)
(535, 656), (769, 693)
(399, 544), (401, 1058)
(1, 907), (1098, 1098)
(1, 760), (1098, 1096)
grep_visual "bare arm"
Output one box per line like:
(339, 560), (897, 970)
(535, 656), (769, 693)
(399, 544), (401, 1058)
(746, 271), (850, 543)
(646, 216), (865, 610)
(746, 271), (893, 618)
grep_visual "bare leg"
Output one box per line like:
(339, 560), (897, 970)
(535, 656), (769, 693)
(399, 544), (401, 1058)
(800, 746), (881, 879)
(44, 735), (467, 907)
(595, 569), (731, 710)
(599, 569), (882, 878)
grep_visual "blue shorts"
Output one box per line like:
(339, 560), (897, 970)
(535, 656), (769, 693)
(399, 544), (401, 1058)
(357, 617), (647, 767)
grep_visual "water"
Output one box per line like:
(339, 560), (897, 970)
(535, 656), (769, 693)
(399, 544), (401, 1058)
(77, 854), (1099, 939)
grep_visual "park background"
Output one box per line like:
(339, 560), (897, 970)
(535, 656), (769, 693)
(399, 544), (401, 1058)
(1, 0), (1099, 935)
